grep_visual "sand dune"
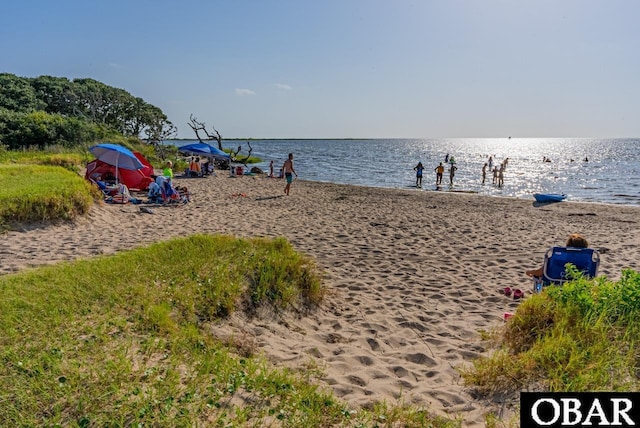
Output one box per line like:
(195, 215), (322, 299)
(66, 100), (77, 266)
(3, 172), (639, 426)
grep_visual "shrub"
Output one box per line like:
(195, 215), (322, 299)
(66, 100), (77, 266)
(462, 269), (640, 396)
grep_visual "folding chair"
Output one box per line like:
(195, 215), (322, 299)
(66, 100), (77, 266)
(535, 246), (600, 292)
(88, 178), (116, 197)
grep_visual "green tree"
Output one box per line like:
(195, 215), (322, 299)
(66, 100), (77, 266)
(32, 75), (78, 116)
(0, 73), (45, 112)
(0, 74), (176, 148)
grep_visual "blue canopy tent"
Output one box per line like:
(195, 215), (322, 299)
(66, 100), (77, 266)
(178, 143), (231, 161)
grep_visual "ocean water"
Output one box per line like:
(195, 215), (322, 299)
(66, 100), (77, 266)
(170, 138), (640, 206)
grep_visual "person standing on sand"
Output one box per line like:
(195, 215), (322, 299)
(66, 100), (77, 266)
(269, 160), (274, 178)
(482, 163), (488, 184)
(282, 153), (298, 195)
(434, 162), (444, 185)
(498, 163), (505, 187)
(413, 161), (425, 187)
(449, 163), (458, 186)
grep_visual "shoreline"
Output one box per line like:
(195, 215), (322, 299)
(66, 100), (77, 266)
(258, 176), (640, 209)
(3, 174), (640, 425)
(176, 137), (640, 207)
(307, 177), (640, 210)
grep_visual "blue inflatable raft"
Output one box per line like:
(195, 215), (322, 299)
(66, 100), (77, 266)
(533, 193), (567, 203)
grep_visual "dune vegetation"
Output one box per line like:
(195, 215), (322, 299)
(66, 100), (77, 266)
(462, 266), (640, 396)
(0, 163), (99, 231)
(0, 234), (460, 427)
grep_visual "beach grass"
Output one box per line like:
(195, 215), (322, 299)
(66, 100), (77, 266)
(0, 164), (99, 231)
(461, 267), (640, 395)
(0, 234), (459, 427)
(0, 149), (90, 172)
(0, 139), (154, 169)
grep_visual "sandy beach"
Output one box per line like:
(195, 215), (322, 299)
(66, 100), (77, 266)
(3, 172), (639, 426)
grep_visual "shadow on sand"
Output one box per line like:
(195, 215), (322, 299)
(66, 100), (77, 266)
(255, 195), (285, 201)
(533, 200), (564, 208)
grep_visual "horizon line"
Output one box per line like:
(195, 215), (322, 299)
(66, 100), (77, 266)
(167, 136), (640, 141)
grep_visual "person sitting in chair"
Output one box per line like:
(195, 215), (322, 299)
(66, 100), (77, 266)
(189, 157), (202, 177)
(526, 233), (589, 279)
(202, 159), (211, 176)
(103, 171), (117, 185)
(148, 175), (162, 202)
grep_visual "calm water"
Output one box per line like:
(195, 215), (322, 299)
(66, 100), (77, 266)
(170, 138), (640, 206)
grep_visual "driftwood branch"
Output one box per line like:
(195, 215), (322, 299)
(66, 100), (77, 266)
(186, 115), (255, 168)
(188, 114), (223, 150)
(230, 142), (253, 166)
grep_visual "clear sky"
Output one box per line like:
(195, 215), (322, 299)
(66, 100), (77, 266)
(1, 0), (639, 139)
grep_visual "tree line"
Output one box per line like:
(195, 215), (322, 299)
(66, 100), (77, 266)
(0, 73), (176, 149)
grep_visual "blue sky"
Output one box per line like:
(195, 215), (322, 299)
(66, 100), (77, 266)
(1, 0), (639, 139)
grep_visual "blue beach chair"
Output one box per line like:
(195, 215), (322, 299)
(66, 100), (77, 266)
(536, 246), (600, 290)
(88, 177), (115, 197)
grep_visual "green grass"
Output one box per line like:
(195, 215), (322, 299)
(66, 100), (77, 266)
(462, 267), (640, 397)
(0, 164), (99, 230)
(0, 149), (91, 172)
(0, 234), (460, 427)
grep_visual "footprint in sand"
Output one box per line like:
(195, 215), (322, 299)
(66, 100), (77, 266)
(398, 320), (428, 332)
(367, 338), (380, 351)
(346, 375), (367, 387)
(356, 355), (375, 366)
(405, 352), (437, 367)
(325, 333), (344, 344)
(370, 370), (390, 380)
(397, 379), (414, 389)
(424, 370), (440, 379)
(391, 366), (409, 378)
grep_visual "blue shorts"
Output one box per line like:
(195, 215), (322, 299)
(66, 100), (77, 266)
(285, 173), (293, 184)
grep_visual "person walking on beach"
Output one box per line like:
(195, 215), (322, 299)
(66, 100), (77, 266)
(434, 162), (444, 185)
(282, 153), (298, 195)
(413, 161), (425, 187)
(482, 163), (488, 184)
(449, 163), (457, 186)
(269, 160), (274, 178)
